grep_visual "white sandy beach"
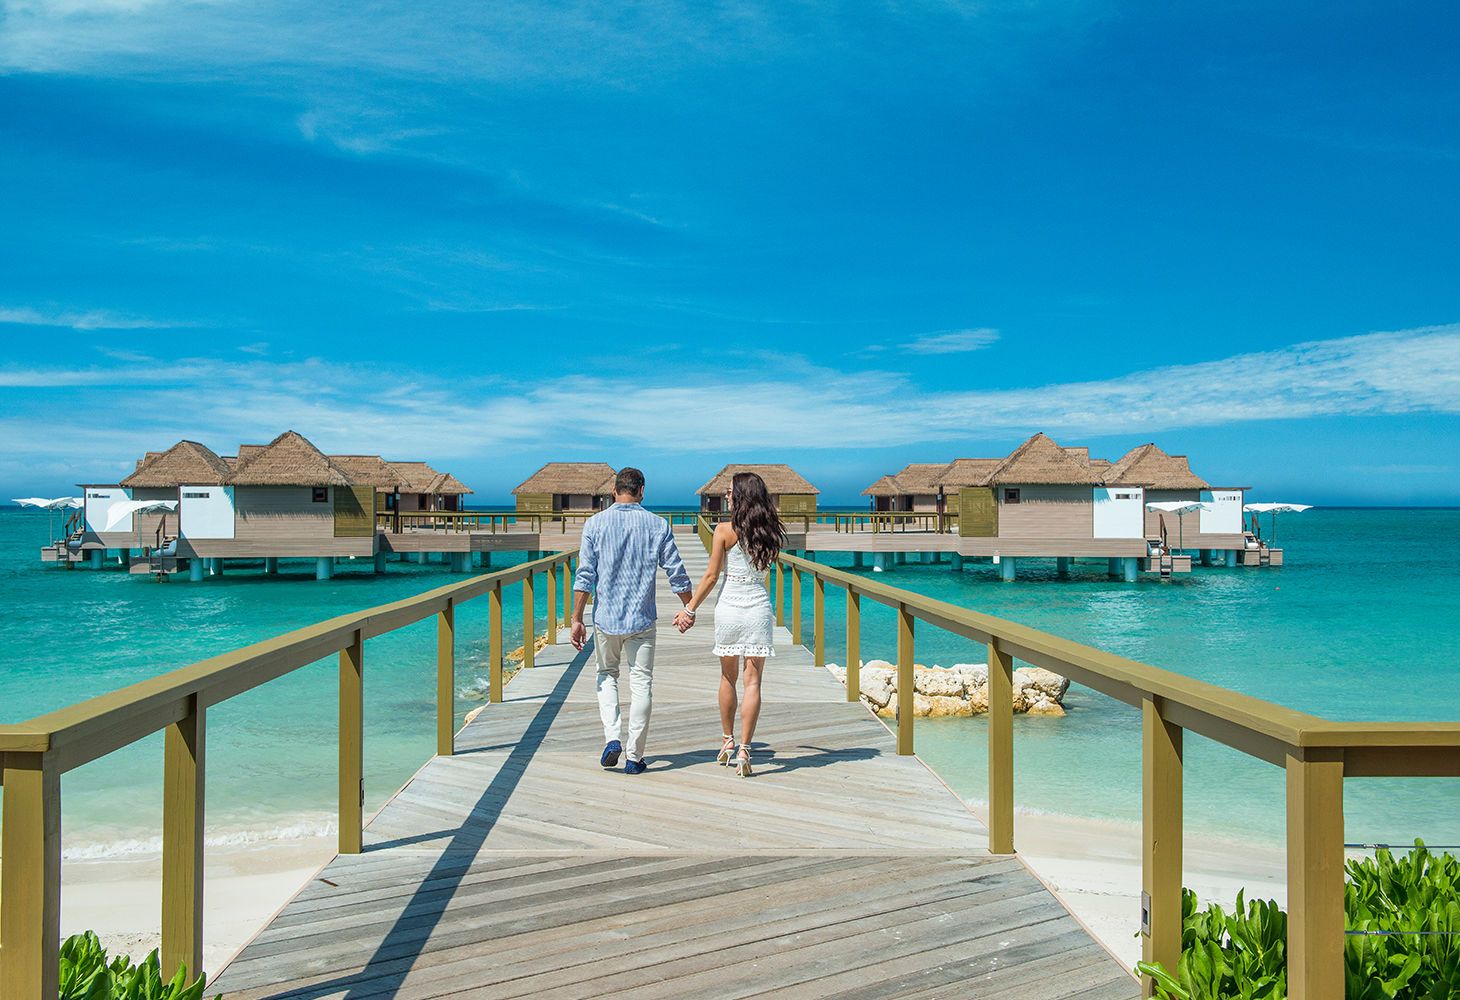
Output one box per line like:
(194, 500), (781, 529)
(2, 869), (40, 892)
(58, 836), (334, 978)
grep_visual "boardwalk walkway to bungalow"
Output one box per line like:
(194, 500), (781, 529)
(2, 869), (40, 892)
(211, 542), (1137, 999)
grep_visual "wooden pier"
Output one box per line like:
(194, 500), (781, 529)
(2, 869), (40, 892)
(7, 525), (1448, 1000)
(209, 543), (1138, 998)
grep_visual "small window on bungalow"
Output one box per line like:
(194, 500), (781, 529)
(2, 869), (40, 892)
(1004, 488), (1021, 504)
(312, 487), (328, 503)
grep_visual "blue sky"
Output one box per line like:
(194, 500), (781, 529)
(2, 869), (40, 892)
(1, 1), (1457, 504)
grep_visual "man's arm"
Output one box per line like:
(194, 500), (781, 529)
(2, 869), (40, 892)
(570, 523), (598, 650)
(659, 525), (694, 622)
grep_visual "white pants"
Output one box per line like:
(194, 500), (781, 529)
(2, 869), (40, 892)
(594, 626), (657, 761)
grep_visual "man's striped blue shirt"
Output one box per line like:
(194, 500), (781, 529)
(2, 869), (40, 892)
(573, 502), (692, 635)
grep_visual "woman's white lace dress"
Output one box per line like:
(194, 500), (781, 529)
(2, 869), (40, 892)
(713, 542), (775, 658)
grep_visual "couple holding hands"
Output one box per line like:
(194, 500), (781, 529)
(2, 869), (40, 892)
(570, 468), (785, 777)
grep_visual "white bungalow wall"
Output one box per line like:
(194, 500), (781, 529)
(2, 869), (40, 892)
(1200, 490), (1244, 534)
(1093, 487), (1145, 538)
(180, 485), (236, 539)
(84, 487), (130, 534)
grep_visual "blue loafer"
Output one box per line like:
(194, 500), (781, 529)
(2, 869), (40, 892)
(600, 740), (622, 769)
(624, 758), (647, 775)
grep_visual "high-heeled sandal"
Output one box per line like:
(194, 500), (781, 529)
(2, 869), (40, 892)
(733, 744), (752, 778)
(716, 734), (736, 765)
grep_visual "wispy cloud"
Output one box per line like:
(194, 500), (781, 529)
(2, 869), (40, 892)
(0, 305), (193, 331)
(3, 325), (1457, 483)
(904, 327), (1000, 354)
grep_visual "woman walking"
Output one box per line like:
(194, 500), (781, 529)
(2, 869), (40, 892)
(676, 472), (785, 776)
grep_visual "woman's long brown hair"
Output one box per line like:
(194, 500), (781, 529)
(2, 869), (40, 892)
(730, 472), (786, 572)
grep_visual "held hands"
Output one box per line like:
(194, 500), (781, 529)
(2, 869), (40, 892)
(570, 620), (588, 651)
(673, 610), (696, 633)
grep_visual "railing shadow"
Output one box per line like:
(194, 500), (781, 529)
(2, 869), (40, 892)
(249, 640), (592, 1000)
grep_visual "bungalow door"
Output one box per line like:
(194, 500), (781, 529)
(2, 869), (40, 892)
(958, 487), (997, 537)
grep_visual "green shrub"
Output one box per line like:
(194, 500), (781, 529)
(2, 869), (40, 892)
(59, 931), (216, 1000)
(1135, 842), (1460, 999)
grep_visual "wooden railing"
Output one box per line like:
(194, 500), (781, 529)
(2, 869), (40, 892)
(377, 509), (704, 533)
(0, 550), (579, 998)
(696, 519), (1460, 999)
(701, 510), (959, 534)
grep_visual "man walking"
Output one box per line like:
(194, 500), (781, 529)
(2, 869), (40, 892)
(571, 467), (694, 774)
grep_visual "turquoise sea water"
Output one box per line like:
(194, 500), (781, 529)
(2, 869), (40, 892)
(798, 508), (1460, 849)
(1, 508), (1457, 857)
(0, 513), (543, 857)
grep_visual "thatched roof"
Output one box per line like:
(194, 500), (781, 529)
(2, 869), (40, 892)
(937, 458), (1001, 489)
(229, 430), (353, 487)
(988, 433), (1105, 485)
(121, 440), (232, 488)
(1106, 443), (1209, 490)
(382, 461), (438, 494)
(892, 463), (952, 493)
(696, 464), (819, 496)
(427, 471), (473, 495)
(861, 474), (909, 497)
(331, 454), (404, 488)
(512, 462), (616, 496)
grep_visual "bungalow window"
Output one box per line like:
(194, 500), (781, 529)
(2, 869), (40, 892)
(1003, 488), (1021, 504)
(312, 487), (328, 503)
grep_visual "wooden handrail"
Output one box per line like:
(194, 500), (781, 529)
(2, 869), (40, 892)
(0, 550), (578, 999)
(691, 516), (1460, 999)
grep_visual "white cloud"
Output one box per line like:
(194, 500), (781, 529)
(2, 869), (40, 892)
(0, 306), (193, 331)
(2, 324), (1458, 484)
(904, 327), (1000, 354)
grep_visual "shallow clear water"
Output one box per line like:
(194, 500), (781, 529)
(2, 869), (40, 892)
(0, 512), (543, 857)
(797, 508), (1460, 849)
(2, 508), (1456, 857)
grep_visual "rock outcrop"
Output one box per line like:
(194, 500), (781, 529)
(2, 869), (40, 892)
(826, 661), (1069, 718)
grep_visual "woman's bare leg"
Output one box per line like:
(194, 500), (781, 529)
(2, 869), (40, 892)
(718, 656), (740, 737)
(738, 657), (765, 747)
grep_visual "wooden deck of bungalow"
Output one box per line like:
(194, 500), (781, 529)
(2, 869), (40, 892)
(208, 544), (1138, 999)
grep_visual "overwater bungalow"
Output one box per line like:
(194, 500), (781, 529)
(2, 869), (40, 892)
(511, 462), (616, 516)
(956, 433), (1106, 540)
(861, 474), (909, 512)
(1106, 443), (1245, 551)
(214, 430), (377, 562)
(380, 460), (473, 512)
(861, 463), (952, 513)
(697, 463), (819, 514)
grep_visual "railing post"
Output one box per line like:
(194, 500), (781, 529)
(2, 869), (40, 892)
(987, 637), (1014, 853)
(339, 629), (364, 855)
(1286, 750), (1345, 1000)
(1, 752), (61, 1000)
(547, 563), (558, 644)
(896, 604), (914, 755)
(791, 566), (803, 646)
(522, 570), (535, 670)
(775, 562), (785, 627)
(1141, 695), (1183, 992)
(489, 580), (504, 703)
(437, 600), (455, 756)
(813, 574), (825, 667)
(162, 699), (205, 982)
(846, 590), (860, 703)
(562, 558), (572, 627)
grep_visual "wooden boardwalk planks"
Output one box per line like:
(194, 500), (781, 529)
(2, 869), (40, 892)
(210, 545), (1136, 999)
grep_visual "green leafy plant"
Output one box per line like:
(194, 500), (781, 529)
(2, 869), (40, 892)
(58, 931), (216, 1000)
(1136, 842), (1460, 999)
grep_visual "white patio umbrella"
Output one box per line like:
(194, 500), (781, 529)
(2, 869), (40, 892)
(1145, 500), (1210, 552)
(104, 499), (178, 532)
(13, 496), (83, 538)
(1243, 502), (1311, 546)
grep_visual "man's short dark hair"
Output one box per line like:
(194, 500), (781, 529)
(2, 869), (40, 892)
(615, 467), (645, 496)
